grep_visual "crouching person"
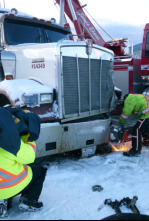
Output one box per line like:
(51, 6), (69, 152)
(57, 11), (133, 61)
(0, 107), (47, 218)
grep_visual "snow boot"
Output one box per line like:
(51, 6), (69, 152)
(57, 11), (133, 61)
(123, 149), (141, 157)
(19, 197), (43, 212)
(0, 200), (8, 218)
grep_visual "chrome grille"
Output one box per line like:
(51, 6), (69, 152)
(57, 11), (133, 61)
(62, 56), (113, 117)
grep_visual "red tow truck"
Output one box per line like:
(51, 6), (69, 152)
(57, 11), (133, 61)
(56, 0), (149, 100)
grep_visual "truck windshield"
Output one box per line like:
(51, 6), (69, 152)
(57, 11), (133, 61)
(4, 19), (70, 45)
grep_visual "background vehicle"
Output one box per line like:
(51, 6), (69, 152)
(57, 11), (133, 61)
(57, 0), (149, 101)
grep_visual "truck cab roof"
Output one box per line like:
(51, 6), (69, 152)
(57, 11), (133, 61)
(0, 8), (71, 34)
(0, 10), (71, 46)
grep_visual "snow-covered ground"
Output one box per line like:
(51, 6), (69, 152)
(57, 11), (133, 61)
(2, 144), (149, 220)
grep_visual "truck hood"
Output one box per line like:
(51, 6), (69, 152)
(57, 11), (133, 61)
(6, 41), (113, 89)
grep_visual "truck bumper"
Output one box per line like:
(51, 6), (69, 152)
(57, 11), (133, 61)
(36, 118), (111, 158)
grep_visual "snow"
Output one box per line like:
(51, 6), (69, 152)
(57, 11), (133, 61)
(39, 101), (59, 119)
(0, 79), (53, 106)
(3, 145), (149, 220)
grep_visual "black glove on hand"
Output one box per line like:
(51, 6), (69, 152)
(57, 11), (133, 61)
(119, 125), (124, 132)
(119, 125), (124, 143)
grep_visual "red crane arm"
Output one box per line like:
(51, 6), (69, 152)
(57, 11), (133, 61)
(55, 0), (105, 46)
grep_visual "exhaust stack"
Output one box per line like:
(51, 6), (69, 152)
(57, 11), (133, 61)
(59, 0), (65, 26)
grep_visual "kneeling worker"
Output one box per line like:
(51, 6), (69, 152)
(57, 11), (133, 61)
(119, 94), (149, 157)
(0, 107), (47, 217)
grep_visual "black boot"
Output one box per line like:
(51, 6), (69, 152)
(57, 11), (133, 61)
(19, 197), (43, 212)
(0, 200), (8, 218)
(123, 149), (141, 157)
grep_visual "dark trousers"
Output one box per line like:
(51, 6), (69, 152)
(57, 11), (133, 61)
(132, 119), (149, 152)
(20, 165), (47, 201)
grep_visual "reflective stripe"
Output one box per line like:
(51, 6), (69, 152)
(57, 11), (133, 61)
(0, 170), (13, 180)
(142, 108), (149, 114)
(142, 95), (149, 115)
(0, 166), (28, 189)
(133, 110), (140, 116)
(120, 113), (129, 120)
(27, 143), (36, 153)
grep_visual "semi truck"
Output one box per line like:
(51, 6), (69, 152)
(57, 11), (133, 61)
(0, 3), (115, 158)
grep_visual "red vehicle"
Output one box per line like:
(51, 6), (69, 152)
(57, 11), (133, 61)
(140, 23), (149, 94)
(55, 0), (148, 100)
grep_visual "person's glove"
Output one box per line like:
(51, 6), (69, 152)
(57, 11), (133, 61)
(119, 125), (124, 143)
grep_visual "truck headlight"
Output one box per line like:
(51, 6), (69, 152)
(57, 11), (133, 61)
(22, 94), (38, 107)
(40, 93), (53, 104)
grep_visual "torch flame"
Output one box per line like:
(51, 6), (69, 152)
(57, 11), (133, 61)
(110, 142), (132, 152)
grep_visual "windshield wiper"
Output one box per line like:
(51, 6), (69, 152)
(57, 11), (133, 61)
(35, 28), (42, 43)
(45, 30), (52, 43)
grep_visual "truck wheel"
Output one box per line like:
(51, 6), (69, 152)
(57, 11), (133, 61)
(0, 94), (11, 107)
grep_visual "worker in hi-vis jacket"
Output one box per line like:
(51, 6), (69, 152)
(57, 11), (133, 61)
(119, 94), (149, 157)
(0, 107), (47, 218)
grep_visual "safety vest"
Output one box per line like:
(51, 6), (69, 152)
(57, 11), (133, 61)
(0, 137), (35, 200)
(142, 95), (149, 115)
(0, 165), (28, 189)
(119, 94), (149, 125)
(27, 142), (36, 153)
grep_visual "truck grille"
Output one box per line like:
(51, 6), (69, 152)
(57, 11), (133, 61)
(62, 56), (113, 117)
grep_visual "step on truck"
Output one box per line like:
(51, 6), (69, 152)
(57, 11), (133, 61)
(0, 5), (115, 158)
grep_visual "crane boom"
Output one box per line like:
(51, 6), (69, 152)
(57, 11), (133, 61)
(55, 0), (105, 46)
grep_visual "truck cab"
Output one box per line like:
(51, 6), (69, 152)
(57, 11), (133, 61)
(0, 8), (115, 158)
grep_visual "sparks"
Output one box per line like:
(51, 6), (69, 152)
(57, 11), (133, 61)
(110, 142), (132, 152)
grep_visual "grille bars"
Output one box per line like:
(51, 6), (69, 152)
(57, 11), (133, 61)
(76, 55), (81, 116)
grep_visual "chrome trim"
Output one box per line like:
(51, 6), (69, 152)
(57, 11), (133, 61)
(76, 55), (81, 115)
(58, 52), (64, 119)
(89, 55), (91, 113)
(59, 0), (65, 26)
(61, 109), (109, 123)
(1, 51), (16, 78)
(60, 43), (114, 57)
(100, 58), (102, 112)
(60, 52), (65, 118)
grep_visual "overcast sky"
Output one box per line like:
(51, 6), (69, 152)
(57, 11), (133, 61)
(3, 0), (149, 45)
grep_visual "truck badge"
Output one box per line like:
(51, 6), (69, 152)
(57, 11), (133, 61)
(32, 58), (45, 69)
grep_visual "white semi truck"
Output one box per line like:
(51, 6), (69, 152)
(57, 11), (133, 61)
(0, 5), (115, 158)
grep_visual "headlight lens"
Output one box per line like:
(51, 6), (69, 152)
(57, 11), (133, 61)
(40, 93), (53, 104)
(22, 94), (38, 107)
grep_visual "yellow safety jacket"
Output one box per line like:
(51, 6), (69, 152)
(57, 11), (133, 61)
(119, 94), (149, 125)
(0, 136), (36, 200)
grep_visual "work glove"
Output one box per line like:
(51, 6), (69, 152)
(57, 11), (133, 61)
(119, 125), (124, 132)
(119, 125), (124, 143)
